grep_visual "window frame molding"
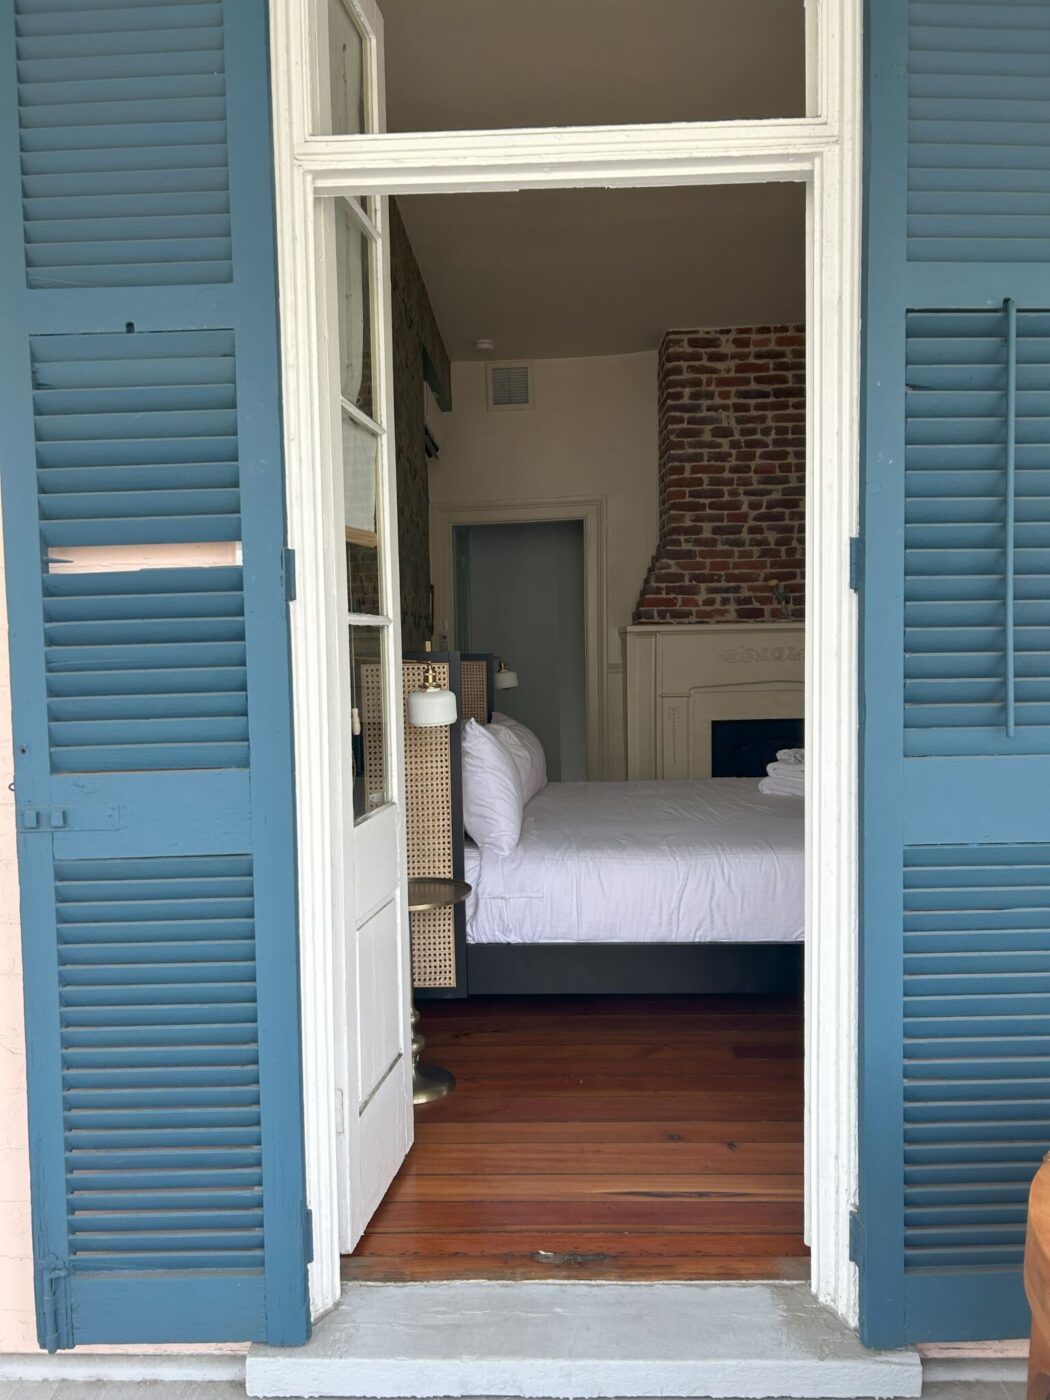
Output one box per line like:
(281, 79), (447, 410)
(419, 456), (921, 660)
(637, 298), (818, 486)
(269, 0), (863, 1328)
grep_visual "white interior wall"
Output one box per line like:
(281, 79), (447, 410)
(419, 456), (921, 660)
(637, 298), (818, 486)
(430, 353), (659, 779)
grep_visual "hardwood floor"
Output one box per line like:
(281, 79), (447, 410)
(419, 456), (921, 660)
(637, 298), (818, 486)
(343, 994), (808, 1283)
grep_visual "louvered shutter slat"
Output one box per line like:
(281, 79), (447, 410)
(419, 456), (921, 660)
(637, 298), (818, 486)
(14, 1), (231, 289)
(907, 2), (1050, 264)
(903, 309), (1050, 754)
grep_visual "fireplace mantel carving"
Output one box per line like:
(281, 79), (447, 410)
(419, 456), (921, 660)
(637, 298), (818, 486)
(622, 623), (804, 780)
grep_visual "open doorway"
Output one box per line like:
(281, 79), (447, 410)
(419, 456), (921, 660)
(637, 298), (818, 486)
(334, 173), (807, 1285)
(272, 0), (861, 1330)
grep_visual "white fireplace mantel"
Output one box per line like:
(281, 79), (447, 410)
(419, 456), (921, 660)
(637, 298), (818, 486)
(622, 622), (805, 780)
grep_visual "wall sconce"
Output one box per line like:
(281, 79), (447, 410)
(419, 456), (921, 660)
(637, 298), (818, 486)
(494, 656), (518, 691)
(407, 662), (458, 727)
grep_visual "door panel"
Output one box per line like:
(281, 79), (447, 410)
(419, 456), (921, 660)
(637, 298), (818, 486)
(321, 0), (415, 1254)
(860, 0), (1050, 1348)
(0, 0), (309, 1348)
(357, 900), (403, 1105)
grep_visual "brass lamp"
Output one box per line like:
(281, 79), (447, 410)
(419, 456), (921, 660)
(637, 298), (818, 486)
(407, 661), (458, 727)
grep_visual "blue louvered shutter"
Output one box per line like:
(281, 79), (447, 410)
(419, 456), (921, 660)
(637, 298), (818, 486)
(0, 0), (310, 1348)
(860, 0), (1050, 1347)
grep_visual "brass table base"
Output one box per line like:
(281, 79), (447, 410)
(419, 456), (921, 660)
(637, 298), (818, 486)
(411, 1005), (455, 1105)
(407, 878), (470, 1107)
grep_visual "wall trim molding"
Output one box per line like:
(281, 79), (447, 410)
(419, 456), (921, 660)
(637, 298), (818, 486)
(431, 496), (608, 780)
(270, 0), (863, 1329)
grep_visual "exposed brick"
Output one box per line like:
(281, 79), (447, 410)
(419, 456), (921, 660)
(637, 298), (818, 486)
(633, 324), (806, 625)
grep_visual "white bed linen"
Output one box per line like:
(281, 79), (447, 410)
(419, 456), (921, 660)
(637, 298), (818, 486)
(463, 778), (803, 946)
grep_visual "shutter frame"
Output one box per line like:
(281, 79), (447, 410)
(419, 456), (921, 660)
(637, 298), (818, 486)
(0, 0), (309, 1348)
(860, 0), (1050, 1347)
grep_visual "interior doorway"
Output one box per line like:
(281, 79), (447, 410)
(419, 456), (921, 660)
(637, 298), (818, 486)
(455, 520), (587, 782)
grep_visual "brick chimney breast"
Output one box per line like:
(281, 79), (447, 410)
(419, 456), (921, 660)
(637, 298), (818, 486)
(634, 325), (806, 625)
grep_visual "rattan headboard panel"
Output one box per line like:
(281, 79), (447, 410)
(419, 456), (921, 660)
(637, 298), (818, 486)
(460, 658), (489, 726)
(402, 659), (457, 988)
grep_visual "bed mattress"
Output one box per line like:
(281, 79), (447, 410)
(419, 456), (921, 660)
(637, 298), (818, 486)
(464, 777), (803, 946)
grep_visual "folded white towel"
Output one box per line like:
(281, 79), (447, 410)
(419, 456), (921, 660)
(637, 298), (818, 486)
(766, 760), (805, 782)
(760, 774), (804, 798)
(775, 748), (805, 766)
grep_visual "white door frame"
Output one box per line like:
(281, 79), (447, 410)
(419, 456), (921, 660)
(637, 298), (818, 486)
(432, 498), (607, 780)
(269, 0), (862, 1328)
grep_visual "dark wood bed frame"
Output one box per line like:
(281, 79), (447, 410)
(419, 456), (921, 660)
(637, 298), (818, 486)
(411, 649), (803, 1000)
(465, 942), (802, 997)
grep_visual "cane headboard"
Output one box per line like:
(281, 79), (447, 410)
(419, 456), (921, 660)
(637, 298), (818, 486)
(402, 651), (494, 997)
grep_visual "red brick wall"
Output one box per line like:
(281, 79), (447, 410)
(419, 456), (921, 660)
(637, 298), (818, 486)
(634, 325), (805, 624)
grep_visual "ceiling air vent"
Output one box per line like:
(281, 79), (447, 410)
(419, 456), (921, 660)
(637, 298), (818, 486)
(487, 362), (534, 412)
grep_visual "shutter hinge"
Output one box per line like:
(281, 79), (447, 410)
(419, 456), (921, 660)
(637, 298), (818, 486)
(282, 547), (297, 604)
(848, 1209), (864, 1268)
(41, 1255), (70, 1353)
(848, 536), (863, 592)
(18, 805), (119, 834)
(19, 806), (66, 832)
(303, 1205), (314, 1265)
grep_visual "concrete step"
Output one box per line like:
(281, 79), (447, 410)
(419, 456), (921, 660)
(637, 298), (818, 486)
(246, 1281), (924, 1399)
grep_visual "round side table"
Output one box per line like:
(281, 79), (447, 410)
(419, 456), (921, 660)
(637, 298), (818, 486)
(407, 876), (471, 1105)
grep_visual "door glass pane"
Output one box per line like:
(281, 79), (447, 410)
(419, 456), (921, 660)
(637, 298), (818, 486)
(342, 414), (382, 616)
(327, 0), (368, 134)
(347, 536), (381, 618)
(379, 0), (806, 132)
(336, 201), (376, 419)
(349, 624), (390, 821)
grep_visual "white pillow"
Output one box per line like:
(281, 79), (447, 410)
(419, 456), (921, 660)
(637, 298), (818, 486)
(460, 718), (524, 854)
(489, 712), (547, 805)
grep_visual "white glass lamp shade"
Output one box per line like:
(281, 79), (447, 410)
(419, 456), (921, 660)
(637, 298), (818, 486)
(494, 657), (518, 690)
(408, 683), (458, 727)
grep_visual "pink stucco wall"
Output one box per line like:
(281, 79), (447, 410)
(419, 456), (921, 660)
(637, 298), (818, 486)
(0, 521), (34, 1347)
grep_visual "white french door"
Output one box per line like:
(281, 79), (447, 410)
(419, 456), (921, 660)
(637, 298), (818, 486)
(318, 0), (414, 1255)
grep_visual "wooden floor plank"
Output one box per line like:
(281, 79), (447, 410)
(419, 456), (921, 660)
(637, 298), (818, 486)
(383, 1173), (803, 1203)
(344, 994), (808, 1283)
(343, 1255), (811, 1282)
(413, 1119), (804, 1145)
(351, 1230), (809, 1259)
(365, 1198), (806, 1232)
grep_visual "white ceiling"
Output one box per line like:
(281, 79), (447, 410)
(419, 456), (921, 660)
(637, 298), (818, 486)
(377, 0), (805, 132)
(397, 185), (806, 361)
(381, 1), (806, 361)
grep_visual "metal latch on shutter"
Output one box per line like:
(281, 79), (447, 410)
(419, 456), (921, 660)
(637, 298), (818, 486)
(848, 1209), (864, 1267)
(303, 1205), (314, 1265)
(848, 536), (863, 592)
(18, 805), (119, 833)
(282, 547), (297, 604)
(41, 1255), (70, 1353)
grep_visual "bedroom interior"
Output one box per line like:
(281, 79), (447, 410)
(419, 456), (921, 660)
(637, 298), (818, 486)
(336, 0), (809, 1287)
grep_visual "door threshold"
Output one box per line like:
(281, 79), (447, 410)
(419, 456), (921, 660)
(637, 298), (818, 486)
(246, 1280), (922, 1399)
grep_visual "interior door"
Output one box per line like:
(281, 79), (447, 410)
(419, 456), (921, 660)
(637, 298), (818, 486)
(320, 0), (415, 1251)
